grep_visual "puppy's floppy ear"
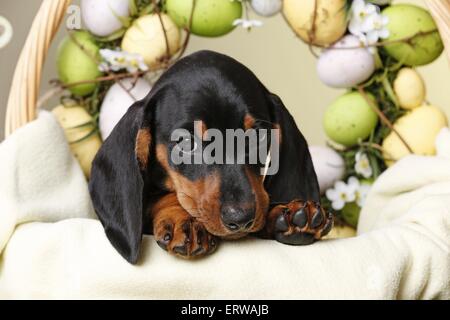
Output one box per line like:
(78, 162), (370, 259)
(264, 93), (321, 204)
(89, 98), (153, 264)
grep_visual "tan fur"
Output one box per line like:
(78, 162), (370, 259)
(155, 144), (267, 237)
(135, 128), (151, 170)
(244, 114), (255, 130)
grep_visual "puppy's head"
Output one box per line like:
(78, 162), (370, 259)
(89, 51), (280, 263)
(153, 116), (273, 240)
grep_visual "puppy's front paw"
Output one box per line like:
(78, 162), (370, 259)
(266, 200), (333, 245)
(154, 215), (219, 259)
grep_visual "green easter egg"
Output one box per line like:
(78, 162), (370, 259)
(57, 31), (102, 96)
(382, 4), (443, 66)
(166, 0), (242, 37)
(341, 202), (360, 228)
(323, 92), (378, 147)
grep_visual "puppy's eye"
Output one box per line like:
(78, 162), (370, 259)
(175, 136), (198, 155)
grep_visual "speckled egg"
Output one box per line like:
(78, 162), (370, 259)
(393, 68), (426, 110)
(251, 0), (282, 17)
(81, 0), (130, 37)
(99, 78), (152, 140)
(323, 92), (379, 147)
(382, 105), (448, 166)
(382, 4), (444, 66)
(57, 31), (102, 96)
(122, 14), (181, 68)
(52, 105), (102, 178)
(323, 225), (357, 239)
(317, 35), (376, 88)
(283, 0), (348, 46)
(166, 0), (242, 37)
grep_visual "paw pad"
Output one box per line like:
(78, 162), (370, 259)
(273, 201), (333, 245)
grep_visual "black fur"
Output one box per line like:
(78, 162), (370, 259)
(89, 50), (320, 263)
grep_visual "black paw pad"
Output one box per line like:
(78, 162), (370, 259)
(311, 207), (324, 228)
(275, 214), (289, 232)
(292, 206), (308, 228)
(271, 200), (333, 246)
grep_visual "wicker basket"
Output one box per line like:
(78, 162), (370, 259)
(4, 0), (450, 137)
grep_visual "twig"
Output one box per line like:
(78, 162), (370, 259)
(67, 30), (101, 64)
(59, 70), (148, 88)
(153, 0), (171, 61)
(357, 86), (414, 154)
(359, 142), (395, 161)
(37, 87), (65, 109)
(307, 0), (320, 58)
(173, 0), (196, 61)
(302, 29), (439, 52)
(66, 29), (138, 101)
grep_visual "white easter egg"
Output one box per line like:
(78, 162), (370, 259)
(81, 0), (130, 37)
(317, 35), (376, 88)
(309, 146), (345, 194)
(99, 78), (152, 140)
(251, 0), (282, 17)
(0, 16), (13, 49)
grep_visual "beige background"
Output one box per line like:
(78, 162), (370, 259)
(0, 0), (449, 144)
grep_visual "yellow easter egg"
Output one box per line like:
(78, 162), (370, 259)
(393, 68), (426, 110)
(283, 0), (348, 46)
(122, 14), (181, 68)
(53, 105), (102, 178)
(382, 105), (448, 166)
(323, 225), (356, 240)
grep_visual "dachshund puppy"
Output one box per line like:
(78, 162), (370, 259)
(89, 50), (333, 264)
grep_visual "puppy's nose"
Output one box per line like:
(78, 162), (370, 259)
(221, 206), (255, 231)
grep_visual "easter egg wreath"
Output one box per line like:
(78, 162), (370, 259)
(40, 0), (448, 235)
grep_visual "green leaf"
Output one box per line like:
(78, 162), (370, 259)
(381, 76), (400, 108)
(129, 0), (138, 16)
(368, 152), (381, 179)
(140, 4), (155, 16)
(344, 0), (354, 20)
(69, 128), (100, 145)
(66, 121), (96, 130)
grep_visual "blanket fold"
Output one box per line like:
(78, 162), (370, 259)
(0, 112), (448, 299)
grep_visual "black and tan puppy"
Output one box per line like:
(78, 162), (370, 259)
(89, 50), (333, 264)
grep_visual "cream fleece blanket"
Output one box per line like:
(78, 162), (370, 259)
(0, 111), (449, 299)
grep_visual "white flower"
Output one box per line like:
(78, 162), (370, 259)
(233, 19), (263, 30)
(356, 183), (372, 207)
(362, 13), (390, 40)
(348, 0), (389, 54)
(357, 33), (378, 54)
(355, 151), (373, 178)
(347, 176), (360, 192)
(326, 179), (357, 211)
(327, 176), (372, 210)
(99, 49), (149, 73)
(349, 0), (378, 36)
